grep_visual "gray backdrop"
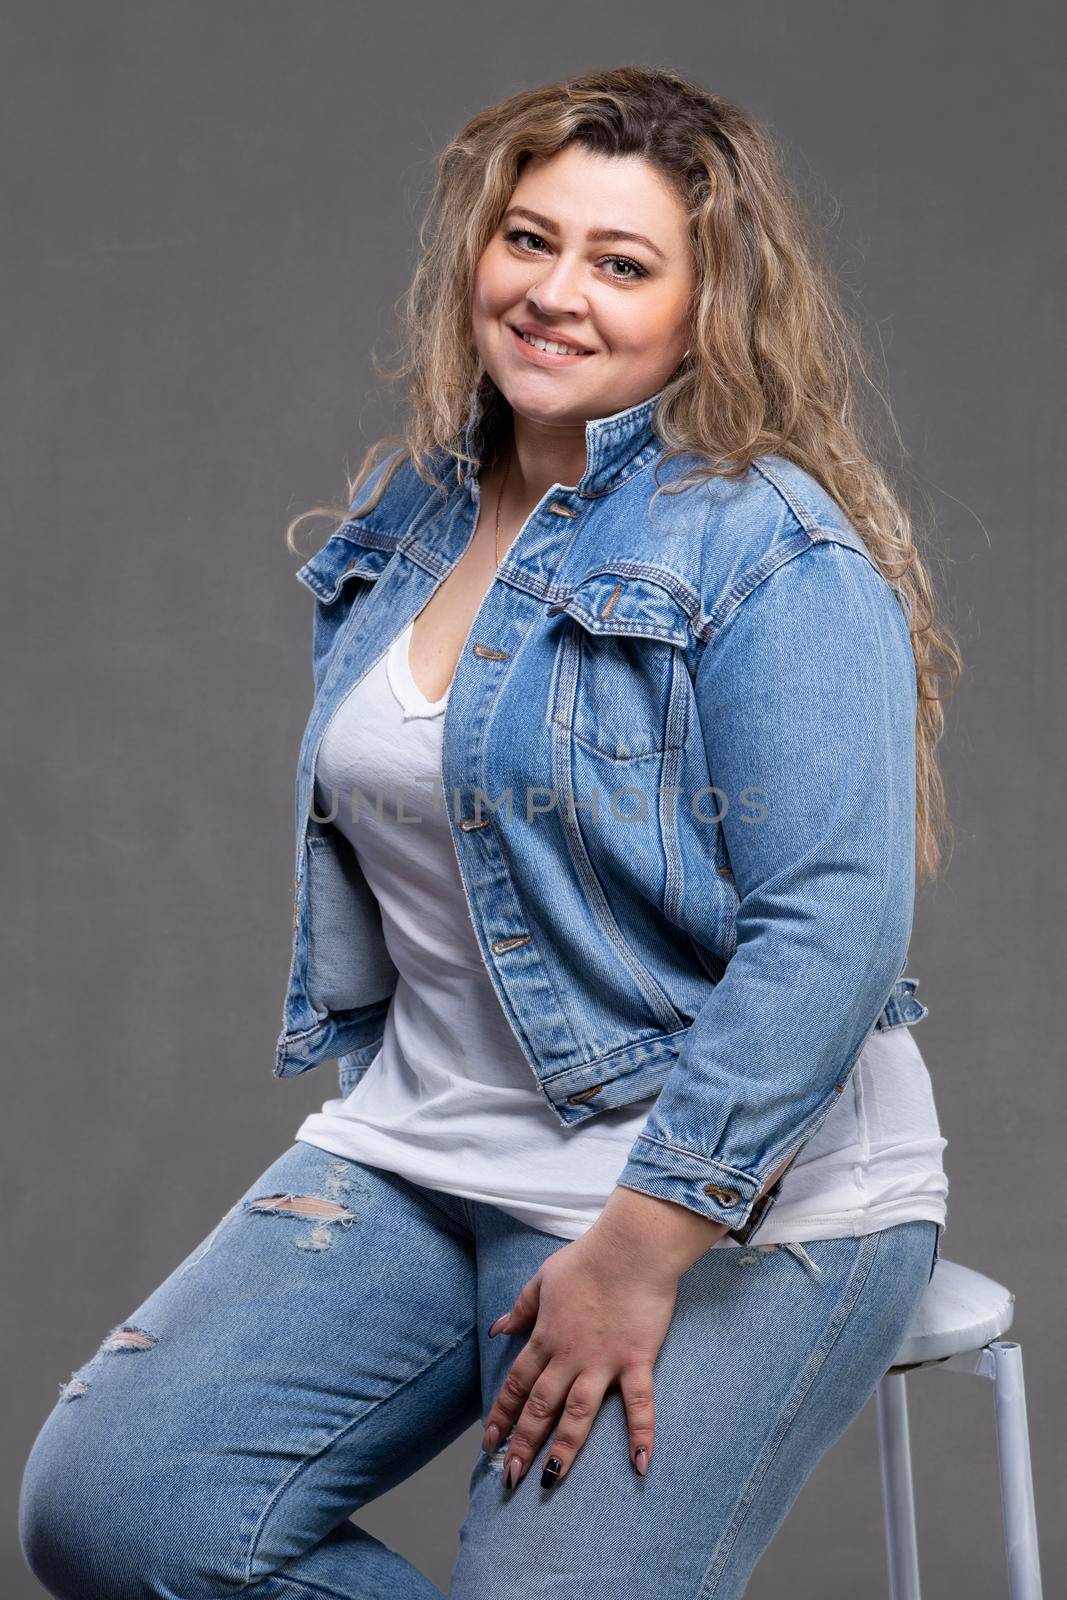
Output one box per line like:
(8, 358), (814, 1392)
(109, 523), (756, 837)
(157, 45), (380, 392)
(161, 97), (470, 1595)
(5, 3), (1064, 1595)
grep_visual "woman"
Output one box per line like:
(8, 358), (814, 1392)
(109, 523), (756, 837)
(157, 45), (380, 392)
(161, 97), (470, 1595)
(21, 66), (958, 1600)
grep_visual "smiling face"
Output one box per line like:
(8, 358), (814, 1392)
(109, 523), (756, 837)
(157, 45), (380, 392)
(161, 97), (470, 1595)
(471, 145), (695, 430)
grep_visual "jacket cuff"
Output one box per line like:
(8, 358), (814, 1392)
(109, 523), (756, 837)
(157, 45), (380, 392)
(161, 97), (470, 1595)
(615, 1134), (776, 1235)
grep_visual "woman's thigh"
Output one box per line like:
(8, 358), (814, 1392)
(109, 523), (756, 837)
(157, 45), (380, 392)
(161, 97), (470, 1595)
(21, 1140), (483, 1600)
(450, 1219), (938, 1600)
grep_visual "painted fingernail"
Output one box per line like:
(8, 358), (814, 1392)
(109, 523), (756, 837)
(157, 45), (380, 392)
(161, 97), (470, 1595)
(541, 1455), (563, 1488)
(482, 1423), (501, 1453)
(487, 1314), (509, 1338)
(634, 1447), (648, 1476)
(505, 1455), (522, 1489)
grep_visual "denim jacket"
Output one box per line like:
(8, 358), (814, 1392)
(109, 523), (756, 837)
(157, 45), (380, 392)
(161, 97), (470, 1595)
(274, 382), (929, 1243)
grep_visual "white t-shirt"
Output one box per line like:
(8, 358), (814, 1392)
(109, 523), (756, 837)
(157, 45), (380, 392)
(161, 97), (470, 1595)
(296, 617), (949, 1247)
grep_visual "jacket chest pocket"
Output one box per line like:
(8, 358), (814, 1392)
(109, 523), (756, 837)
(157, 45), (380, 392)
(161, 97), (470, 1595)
(295, 524), (399, 687)
(547, 571), (694, 761)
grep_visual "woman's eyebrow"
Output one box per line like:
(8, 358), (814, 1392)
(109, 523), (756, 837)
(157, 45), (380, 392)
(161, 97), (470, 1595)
(504, 206), (666, 262)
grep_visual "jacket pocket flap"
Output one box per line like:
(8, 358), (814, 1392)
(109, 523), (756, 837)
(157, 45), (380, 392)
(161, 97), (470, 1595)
(295, 526), (399, 604)
(546, 571), (692, 646)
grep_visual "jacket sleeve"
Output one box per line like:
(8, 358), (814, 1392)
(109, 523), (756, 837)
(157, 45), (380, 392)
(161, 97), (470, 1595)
(615, 534), (920, 1236)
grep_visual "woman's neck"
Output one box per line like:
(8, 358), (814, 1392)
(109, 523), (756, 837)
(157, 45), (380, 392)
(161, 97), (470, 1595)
(494, 413), (588, 504)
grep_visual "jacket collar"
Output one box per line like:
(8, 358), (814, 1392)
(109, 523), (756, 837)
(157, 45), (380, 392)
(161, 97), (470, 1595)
(458, 379), (667, 499)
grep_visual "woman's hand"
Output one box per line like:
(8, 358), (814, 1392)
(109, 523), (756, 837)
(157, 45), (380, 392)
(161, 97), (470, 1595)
(480, 1186), (726, 1490)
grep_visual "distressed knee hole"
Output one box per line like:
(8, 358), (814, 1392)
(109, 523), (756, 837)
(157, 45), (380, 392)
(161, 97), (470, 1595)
(102, 1325), (159, 1352)
(249, 1194), (354, 1221)
(59, 1324), (158, 1398)
(244, 1164), (359, 1253)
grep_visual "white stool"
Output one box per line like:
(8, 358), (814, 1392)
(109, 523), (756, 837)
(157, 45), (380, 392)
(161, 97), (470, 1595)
(876, 1259), (1044, 1599)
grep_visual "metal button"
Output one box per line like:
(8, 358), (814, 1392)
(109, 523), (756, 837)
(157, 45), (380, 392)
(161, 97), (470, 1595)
(703, 1184), (741, 1206)
(546, 597), (573, 616)
(459, 817), (489, 832)
(546, 501), (579, 518)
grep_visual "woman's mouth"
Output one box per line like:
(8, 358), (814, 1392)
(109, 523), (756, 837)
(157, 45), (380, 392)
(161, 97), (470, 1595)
(509, 325), (596, 366)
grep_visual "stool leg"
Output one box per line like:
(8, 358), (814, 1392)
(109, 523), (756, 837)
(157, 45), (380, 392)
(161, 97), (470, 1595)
(989, 1340), (1043, 1600)
(876, 1371), (922, 1600)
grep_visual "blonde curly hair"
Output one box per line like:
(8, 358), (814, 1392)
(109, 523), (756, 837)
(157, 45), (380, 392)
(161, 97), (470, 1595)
(287, 63), (961, 885)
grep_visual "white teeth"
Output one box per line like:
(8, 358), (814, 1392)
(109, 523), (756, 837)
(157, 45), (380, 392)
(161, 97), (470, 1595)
(519, 331), (589, 357)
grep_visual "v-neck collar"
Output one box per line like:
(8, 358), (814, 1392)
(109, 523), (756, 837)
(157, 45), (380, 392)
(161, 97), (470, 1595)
(385, 618), (450, 721)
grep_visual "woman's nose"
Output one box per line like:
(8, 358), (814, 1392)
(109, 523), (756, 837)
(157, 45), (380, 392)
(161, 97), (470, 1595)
(526, 262), (589, 316)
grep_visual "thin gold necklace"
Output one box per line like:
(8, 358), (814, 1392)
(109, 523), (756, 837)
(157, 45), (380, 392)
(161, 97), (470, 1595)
(494, 451), (512, 569)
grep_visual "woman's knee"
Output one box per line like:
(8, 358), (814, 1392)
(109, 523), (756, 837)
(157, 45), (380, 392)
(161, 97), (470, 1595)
(21, 1406), (140, 1599)
(20, 1397), (240, 1600)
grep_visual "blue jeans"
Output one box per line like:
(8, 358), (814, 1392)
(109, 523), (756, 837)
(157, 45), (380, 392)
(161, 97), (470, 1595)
(20, 1140), (938, 1600)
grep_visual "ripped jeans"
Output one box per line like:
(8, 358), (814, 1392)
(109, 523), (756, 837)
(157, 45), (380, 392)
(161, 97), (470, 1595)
(20, 1140), (939, 1600)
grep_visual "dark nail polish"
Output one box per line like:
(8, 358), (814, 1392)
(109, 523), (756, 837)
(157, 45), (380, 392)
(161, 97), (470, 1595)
(541, 1455), (562, 1488)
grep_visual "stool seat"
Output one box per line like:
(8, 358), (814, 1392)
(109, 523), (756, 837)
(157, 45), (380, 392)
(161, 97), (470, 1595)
(891, 1258), (1015, 1369)
(876, 1257), (1041, 1597)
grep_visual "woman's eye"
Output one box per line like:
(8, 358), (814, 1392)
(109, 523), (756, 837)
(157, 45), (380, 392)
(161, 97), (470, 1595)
(503, 228), (647, 282)
(604, 257), (645, 280)
(505, 229), (549, 253)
